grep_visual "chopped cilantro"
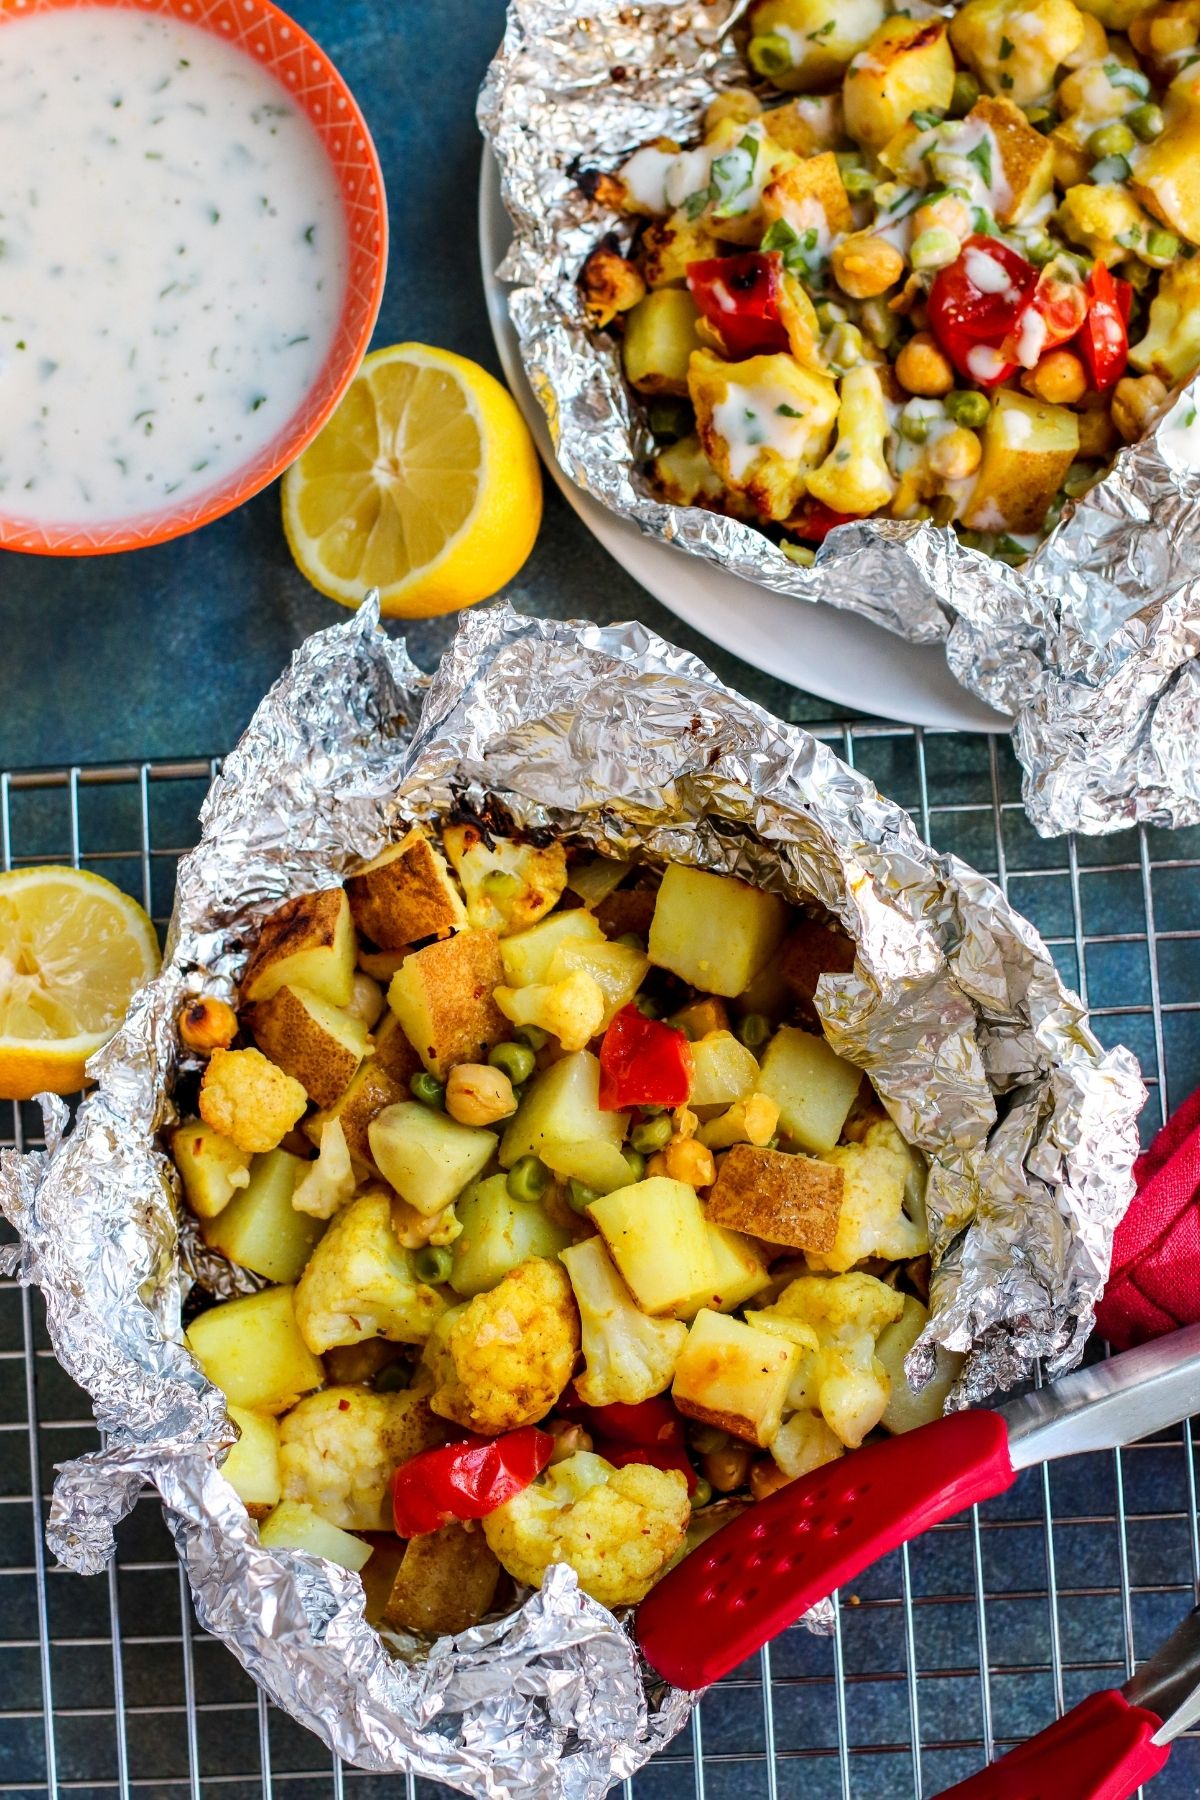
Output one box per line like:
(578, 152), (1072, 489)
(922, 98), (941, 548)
(776, 403), (804, 417)
(910, 107), (944, 129)
(966, 138), (993, 186)
(683, 185), (713, 220)
(999, 71), (1014, 88)
(808, 18), (837, 37)
(999, 34), (1014, 57)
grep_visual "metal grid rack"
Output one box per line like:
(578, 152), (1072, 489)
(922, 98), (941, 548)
(2, 733), (1200, 1800)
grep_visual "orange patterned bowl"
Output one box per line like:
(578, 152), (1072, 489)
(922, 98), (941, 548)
(0, 0), (387, 555)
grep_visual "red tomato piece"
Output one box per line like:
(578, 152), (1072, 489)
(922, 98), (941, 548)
(790, 499), (858, 542)
(686, 251), (791, 359)
(576, 1394), (687, 1448)
(1002, 259), (1091, 367)
(598, 1006), (694, 1111)
(928, 235), (1037, 385)
(604, 1442), (700, 1494)
(391, 1428), (553, 1537)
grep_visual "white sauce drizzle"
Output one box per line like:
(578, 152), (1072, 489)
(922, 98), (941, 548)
(712, 383), (817, 480)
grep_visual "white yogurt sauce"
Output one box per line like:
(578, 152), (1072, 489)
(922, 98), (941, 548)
(0, 9), (348, 522)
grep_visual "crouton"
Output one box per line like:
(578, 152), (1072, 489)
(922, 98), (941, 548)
(198, 1048), (308, 1155)
(250, 985), (369, 1109)
(240, 889), (355, 1009)
(305, 1059), (409, 1171)
(381, 1522), (502, 1636)
(345, 829), (467, 951)
(387, 929), (508, 1079)
(778, 917), (857, 1017)
(967, 96), (1055, 224)
(705, 1143), (845, 1251)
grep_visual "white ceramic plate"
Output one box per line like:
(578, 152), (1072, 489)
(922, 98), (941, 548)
(479, 151), (1009, 731)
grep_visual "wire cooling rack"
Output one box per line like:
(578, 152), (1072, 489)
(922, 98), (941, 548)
(3, 734), (1200, 1800)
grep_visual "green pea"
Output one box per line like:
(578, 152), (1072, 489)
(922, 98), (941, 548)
(747, 32), (793, 77)
(567, 1178), (601, 1216)
(410, 1071), (445, 1109)
(1146, 227), (1180, 264)
(898, 410), (931, 445)
(489, 1040), (536, 1085)
(691, 1476), (714, 1508)
(414, 1246), (453, 1284)
(1089, 121), (1134, 160)
(944, 389), (990, 428)
(631, 1114), (673, 1154)
(949, 70), (981, 117)
(506, 1154), (550, 1204)
(647, 396), (694, 444)
(374, 1361), (409, 1393)
(737, 1011), (771, 1049)
(634, 992), (660, 1019)
(616, 932), (646, 951)
(1128, 101), (1164, 143)
(622, 1148), (646, 1183)
(840, 164), (876, 198)
(514, 1023), (550, 1050)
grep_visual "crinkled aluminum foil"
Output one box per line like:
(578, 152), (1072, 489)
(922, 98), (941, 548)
(0, 599), (1143, 1792)
(478, 0), (1200, 836)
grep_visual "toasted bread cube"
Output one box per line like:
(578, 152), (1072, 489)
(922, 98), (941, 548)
(387, 929), (508, 1079)
(778, 918), (857, 1016)
(367, 1102), (497, 1217)
(762, 153), (852, 238)
(222, 1406), (281, 1516)
(382, 1522), (501, 1635)
(638, 210), (721, 288)
(240, 888), (355, 1009)
(306, 1059), (409, 1171)
(706, 1143), (845, 1251)
(649, 862), (791, 998)
(672, 1309), (800, 1446)
(198, 1047), (308, 1155)
(171, 1120), (251, 1220)
(843, 18), (955, 151)
(345, 829), (467, 951)
(759, 1027), (863, 1153)
(250, 984), (369, 1109)
(678, 1223), (773, 1318)
(962, 389), (1079, 535)
(588, 1177), (715, 1315)
(258, 1501), (372, 1573)
(186, 1286), (324, 1414)
(442, 826), (568, 935)
(966, 96), (1055, 224)
(201, 1147), (325, 1283)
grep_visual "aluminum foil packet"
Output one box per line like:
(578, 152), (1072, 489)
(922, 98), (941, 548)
(478, 0), (1200, 837)
(0, 600), (1143, 1794)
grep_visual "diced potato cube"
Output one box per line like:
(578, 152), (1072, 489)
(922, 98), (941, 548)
(588, 1177), (715, 1314)
(761, 95), (845, 156)
(566, 857), (633, 907)
(648, 864), (790, 998)
(748, 0), (886, 92)
(705, 1142), (845, 1249)
(258, 1501), (372, 1573)
(449, 1173), (573, 1298)
(201, 1147), (326, 1283)
(171, 1120), (251, 1220)
(843, 17), (955, 152)
(967, 96), (1055, 225)
(368, 1102), (497, 1217)
(545, 939), (650, 1029)
(688, 1031), (760, 1112)
(962, 389), (1079, 535)
(441, 827), (568, 935)
(1132, 108), (1200, 247)
(638, 211), (721, 288)
(623, 289), (705, 397)
(677, 1223), (772, 1318)
(306, 1059), (408, 1172)
(222, 1406), (281, 1514)
(499, 910), (604, 987)
(240, 888), (356, 1009)
(690, 348), (839, 522)
(672, 1309), (799, 1445)
(670, 997), (730, 1039)
(499, 1050), (628, 1192)
(762, 153), (852, 237)
(370, 1011), (423, 1088)
(651, 434), (727, 509)
(186, 1286), (324, 1414)
(346, 827), (467, 950)
(757, 1026), (862, 1153)
(251, 984), (369, 1109)
(387, 929), (508, 1079)
(381, 1522), (502, 1636)
(876, 1295), (966, 1434)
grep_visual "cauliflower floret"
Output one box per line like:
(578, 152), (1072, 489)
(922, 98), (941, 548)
(1056, 183), (1157, 267)
(199, 1047), (307, 1154)
(756, 1270), (905, 1449)
(805, 363), (896, 517)
(950, 0), (1086, 106)
(482, 1450), (690, 1608)
(560, 1237), (686, 1408)
(291, 1118), (355, 1220)
(441, 826), (567, 936)
(424, 1257), (580, 1434)
(689, 349), (839, 523)
(769, 1408), (845, 1479)
(494, 970), (606, 1054)
(806, 1118), (929, 1272)
(294, 1190), (447, 1354)
(278, 1385), (445, 1530)
(1129, 256), (1200, 382)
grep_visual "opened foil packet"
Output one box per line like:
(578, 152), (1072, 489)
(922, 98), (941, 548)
(0, 602), (1143, 1794)
(478, 0), (1200, 837)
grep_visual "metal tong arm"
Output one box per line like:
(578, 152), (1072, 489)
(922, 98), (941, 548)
(1125, 1606), (1200, 1746)
(999, 1321), (1200, 1472)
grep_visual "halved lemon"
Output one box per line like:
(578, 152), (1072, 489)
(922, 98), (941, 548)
(282, 342), (543, 618)
(0, 867), (160, 1100)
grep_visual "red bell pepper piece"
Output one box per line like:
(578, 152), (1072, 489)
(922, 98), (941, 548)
(598, 1005), (694, 1111)
(571, 1393), (687, 1449)
(1076, 259), (1131, 392)
(686, 251), (790, 359)
(928, 236), (1037, 386)
(604, 1442), (700, 1495)
(391, 1427), (553, 1537)
(790, 499), (857, 542)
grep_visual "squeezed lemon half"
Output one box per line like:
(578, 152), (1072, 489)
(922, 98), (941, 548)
(0, 867), (160, 1100)
(282, 342), (543, 618)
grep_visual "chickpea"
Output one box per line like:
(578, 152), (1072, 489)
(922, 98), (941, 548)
(1021, 349), (1088, 406)
(1063, 11), (1109, 63)
(929, 426), (982, 482)
(912, 194), (972, 242)
(750, 1458), (795, 1502)
(1146, 8), (1198, 57)
(1077, 398), (1120, 458)
(831, 233), (905, 300)
(346, 971), (385, 1029)
(894, 332), (954, 397)
(703, 1442), (752, 1493)
(178, 995), (238, 1054)
(1112, 372), (1169, 442)
(704, 87), (761, 135)
(547, 1420), (593, 1463)
(663, 1135), (717, 1188)
(444, 1062), (517, 1126)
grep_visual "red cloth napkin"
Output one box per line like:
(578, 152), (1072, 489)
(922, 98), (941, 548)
(1096, 1087), (1200, 1350)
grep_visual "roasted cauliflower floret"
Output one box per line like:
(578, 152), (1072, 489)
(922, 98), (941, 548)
(1056, 182), (1158, 265)
(651, 435), (729, 508)
(805, 363), (896, 516)
(278, 1385), (445, 1530)
(199, 1047), (307, 1155)
(423, 1258), (580, 1434)
(756, 1269), (905, 1450)
(291, 1118), (355, 1220)
(579, 241), (647, 328)
(805, 1118), (929, 1272)
(441, 827), (567, 936)
(1129, 255), (1200, 379)
(293, 1190), (448, 1354)
(689, 348), (839, 522)
(560, 1237), (687, 1408)
(482, 1450), (690, 1608)
(747, 0), (887, 93)
(950, 0), (1087, 105)
(494, 969), (606, 1054)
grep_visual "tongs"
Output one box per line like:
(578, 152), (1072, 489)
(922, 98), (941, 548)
(637, 1322), (1200, 1689)
(931, 1604), (1200, 1798)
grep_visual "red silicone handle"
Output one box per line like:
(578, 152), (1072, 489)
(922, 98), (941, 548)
(637, 1409), (1015, 1688)
(932, 1689), (1170, 1800)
